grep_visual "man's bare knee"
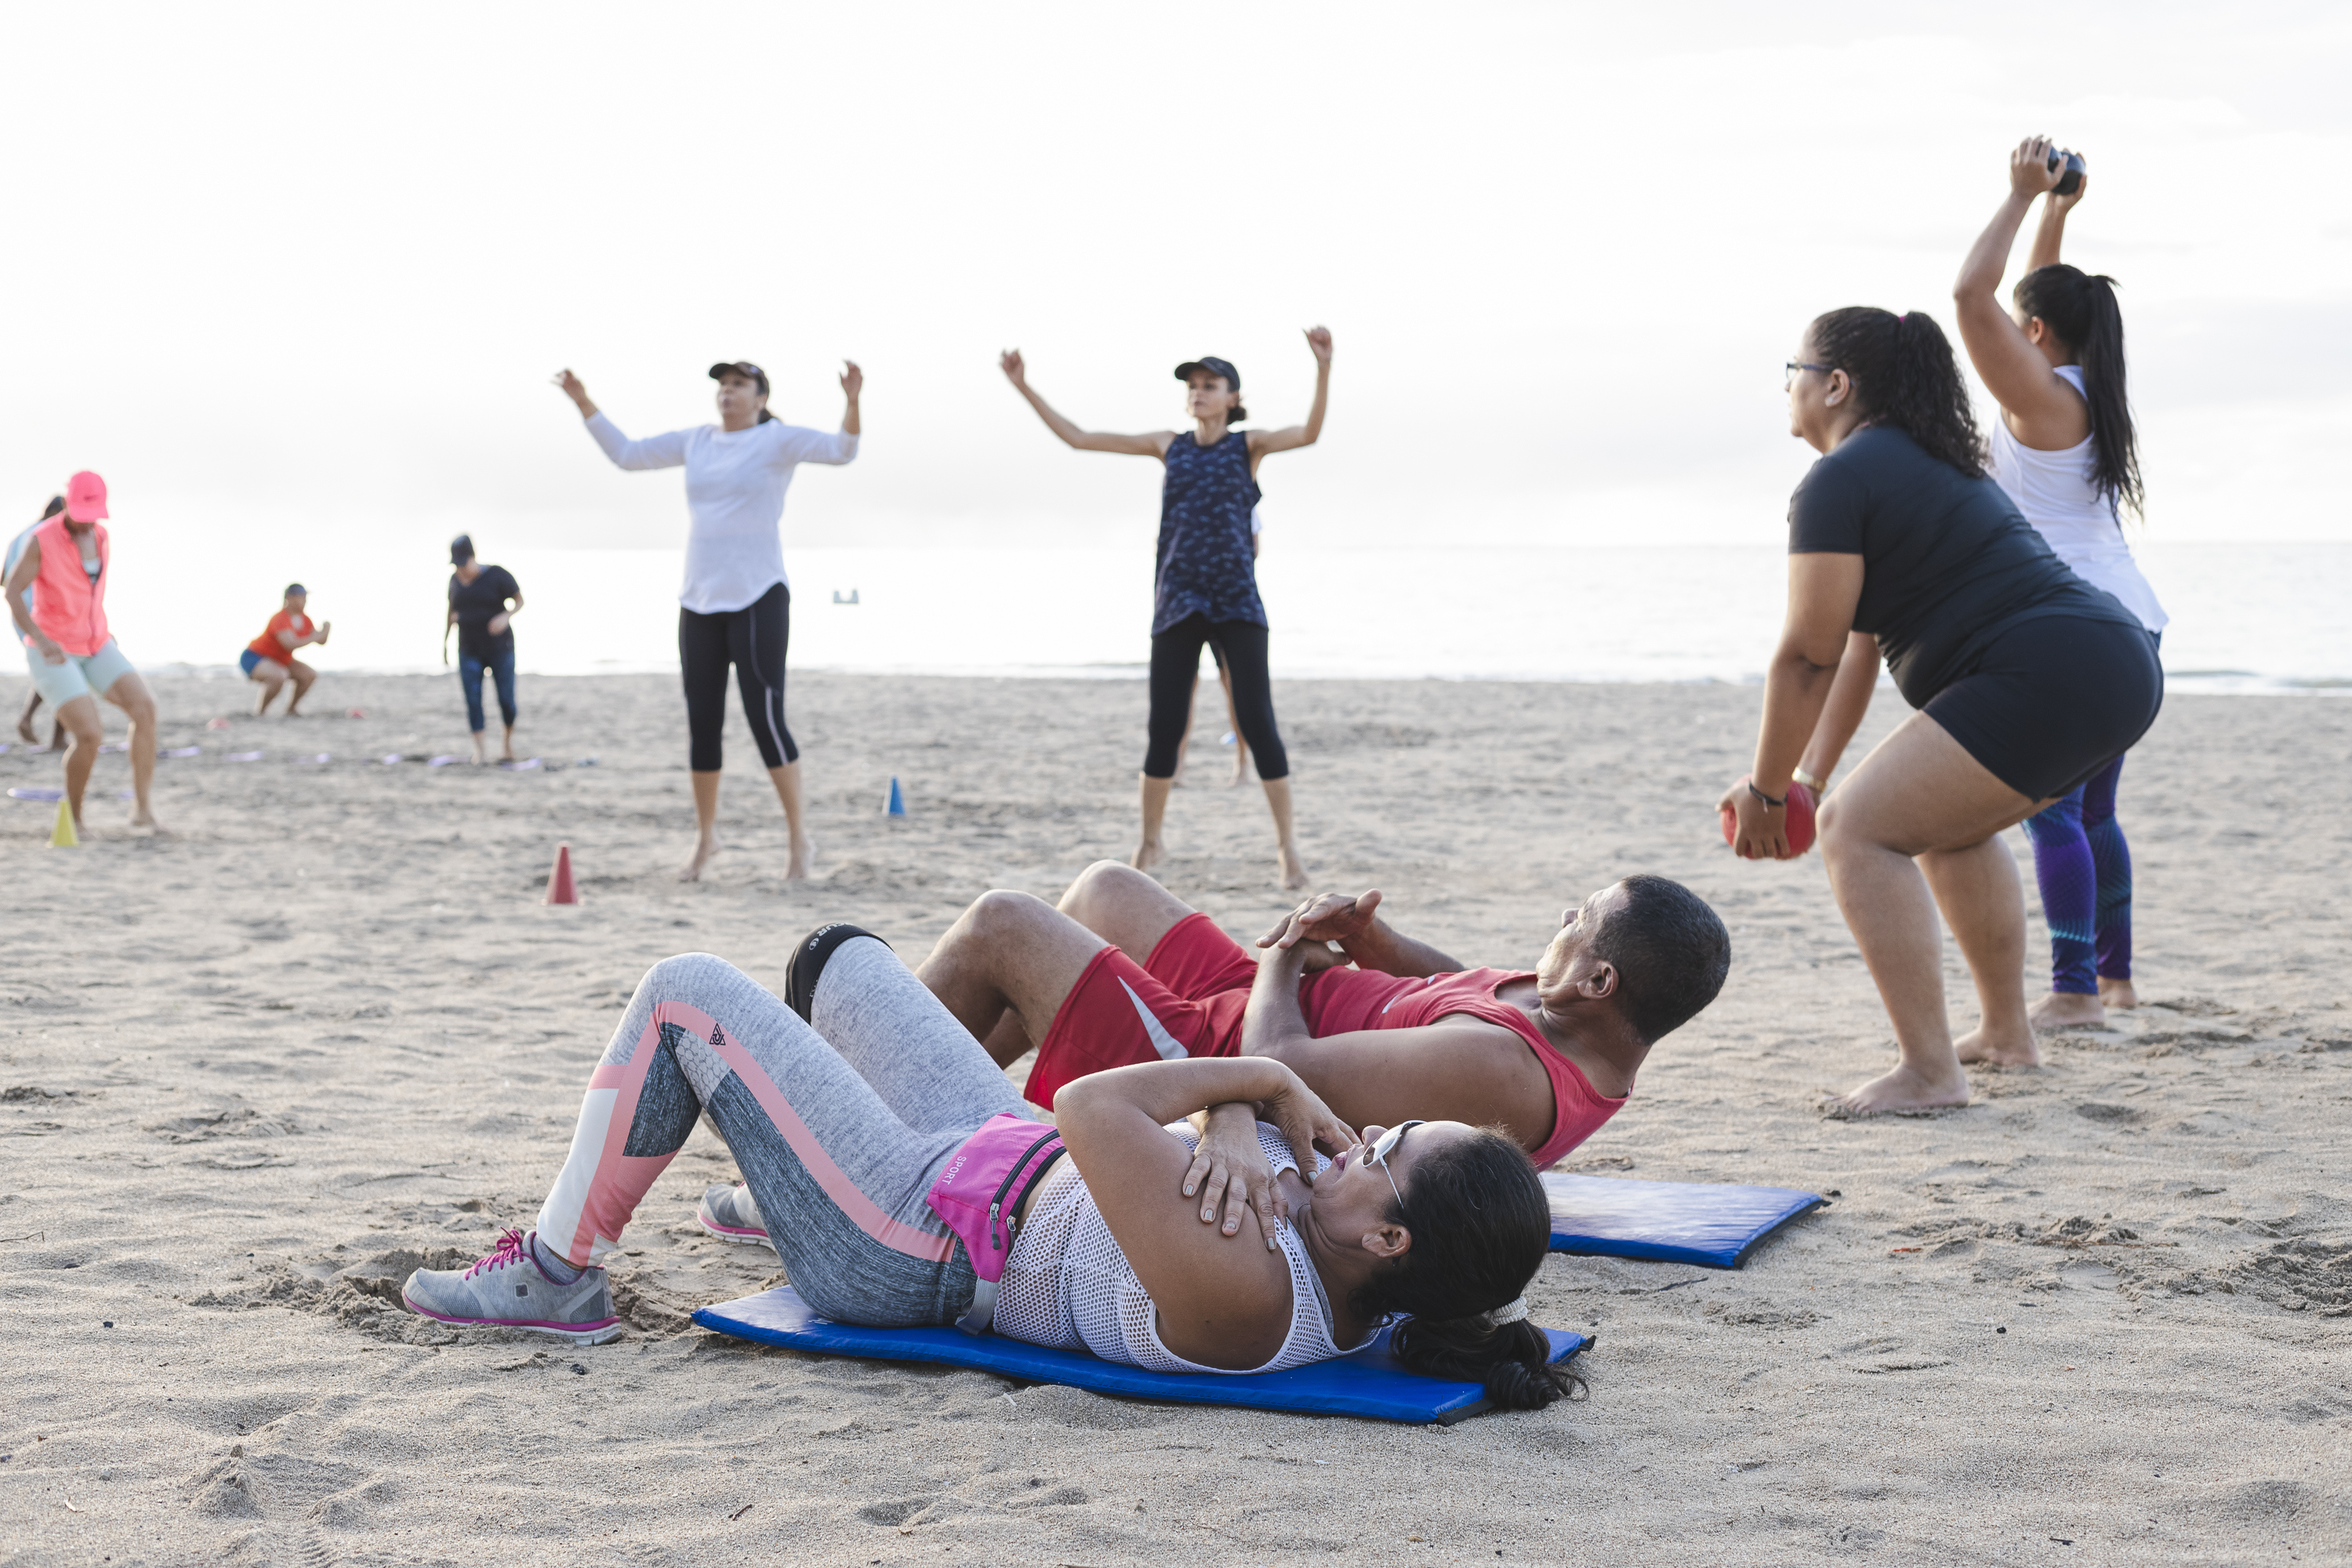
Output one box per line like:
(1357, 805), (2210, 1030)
(970, 887), (1057, 934)
(933, 889), (1059, 969)
(1060, 860), (1162, 927)
(1058, 859), (1195, 960)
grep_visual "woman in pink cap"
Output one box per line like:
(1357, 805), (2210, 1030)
(3, 471), (162, 832)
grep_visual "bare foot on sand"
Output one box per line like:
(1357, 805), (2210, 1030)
(680, 833), (721, 882)
(2028, 990), (2106, 1032)
(786, 834), (815, 881)
(128, 808), (161, 833)
(1277, 843), (1309, 891)
(1955, 1021), (2043, 1067)
(1827, 1061), (1972, 1116)
(2099, 977), (2140, 1011)
(1131, 837), (1165, 875)
(1228, 754), (1249, 788)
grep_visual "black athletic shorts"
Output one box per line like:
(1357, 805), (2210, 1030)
(1923, 614), (2162, 801)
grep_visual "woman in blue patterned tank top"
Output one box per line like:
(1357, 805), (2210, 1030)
(1001, 330), (1333, 889)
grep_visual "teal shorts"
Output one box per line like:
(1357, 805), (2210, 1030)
(24, 637), (136, 706)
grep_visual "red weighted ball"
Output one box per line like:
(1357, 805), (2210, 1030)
(1721, 775), (1817, 857)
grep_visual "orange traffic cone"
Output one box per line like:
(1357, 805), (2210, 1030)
(544, 842), (578, 905)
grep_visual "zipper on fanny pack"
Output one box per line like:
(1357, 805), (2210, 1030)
(986, 1128), (1065, 1253)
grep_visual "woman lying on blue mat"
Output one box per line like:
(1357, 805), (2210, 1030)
(401, 924), (1575, 1410)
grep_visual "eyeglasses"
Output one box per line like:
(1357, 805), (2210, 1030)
(1365, 1120), (1425, 1207)
(1785, 361), (1834, 390)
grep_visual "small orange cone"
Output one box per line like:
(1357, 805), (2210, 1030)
(544, 842), (578, 905)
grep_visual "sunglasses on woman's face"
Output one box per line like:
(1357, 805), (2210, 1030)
(1366, 1120), (1425, 1207)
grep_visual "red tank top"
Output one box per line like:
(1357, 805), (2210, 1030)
(1302, 967), (1625, 1169)
(24, 516), (110, 656)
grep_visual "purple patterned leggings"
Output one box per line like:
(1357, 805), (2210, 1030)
(2020, 752), (2133, 995)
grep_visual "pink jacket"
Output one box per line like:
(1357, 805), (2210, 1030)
(24, 515), (111, 656)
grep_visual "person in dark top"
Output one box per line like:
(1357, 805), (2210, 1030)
(1000, 331), (1334, 890)
(1719, 306), (2161, 1116)
(442, 535), (524, 764)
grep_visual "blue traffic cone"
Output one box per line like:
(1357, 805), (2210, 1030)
(884, 775), (907, 817)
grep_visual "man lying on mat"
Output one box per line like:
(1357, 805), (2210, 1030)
(399, 935), (1574, 1408)
(916, 861), (1731, 1170)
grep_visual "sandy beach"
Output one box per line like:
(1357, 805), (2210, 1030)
(4, 668), (2348, 1566)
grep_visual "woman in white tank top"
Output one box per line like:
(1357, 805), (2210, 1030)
(397, 926), (1577, 1410)
(1955, 135), (2165, 1033)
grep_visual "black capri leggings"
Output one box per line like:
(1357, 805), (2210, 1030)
(679, 581), (797, 772)
(1144, 615), (1288, 781)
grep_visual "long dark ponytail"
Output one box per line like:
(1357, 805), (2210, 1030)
(1809, 307), (1987, 478)
(2013, 264), (2141, 518)
(1350, 1127), (1580, 1411)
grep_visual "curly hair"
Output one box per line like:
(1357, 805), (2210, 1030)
(1808, 307), (1987, 478)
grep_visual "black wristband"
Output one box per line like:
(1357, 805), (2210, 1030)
(1748, 780), (1788, 810)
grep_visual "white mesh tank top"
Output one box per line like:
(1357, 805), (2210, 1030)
(991, 1120), (1364, 1374)
(1986, 364), (2165, 633)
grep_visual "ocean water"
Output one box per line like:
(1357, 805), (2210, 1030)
(100, 540), (2352, 694)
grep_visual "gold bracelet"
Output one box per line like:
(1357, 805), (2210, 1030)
(1792, 768), (1826, 793)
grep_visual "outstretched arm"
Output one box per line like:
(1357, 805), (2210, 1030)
(2026, 163), (2085, 273)
(1256, 890), (1463, 977)
(1952, 137), (2089, 447)
(554, 369), (690, 470)
(1055, 1054), (1355, 1370)
(1247, 326), (1333, 460)
(998, 350), (1170, 456)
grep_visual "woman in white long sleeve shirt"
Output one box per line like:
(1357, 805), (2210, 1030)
(555, 358), (861, 880)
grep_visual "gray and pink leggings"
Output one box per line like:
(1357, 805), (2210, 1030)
(534, 932), (1037, 1327)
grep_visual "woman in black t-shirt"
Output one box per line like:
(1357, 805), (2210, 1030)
(443, 534), (524, 764)
(1719, 307), (2161, 1116)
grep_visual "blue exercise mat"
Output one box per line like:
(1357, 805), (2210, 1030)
(1544, 1172), (1826, 1268)
(692, 1287), (1588, 1425)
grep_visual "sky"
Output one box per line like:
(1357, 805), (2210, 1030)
(2, 0), (2347, 662)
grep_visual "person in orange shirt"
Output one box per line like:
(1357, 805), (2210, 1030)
(241, 583), (331, 716)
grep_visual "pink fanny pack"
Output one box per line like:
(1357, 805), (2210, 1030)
(927, 1112), (1065, 1335)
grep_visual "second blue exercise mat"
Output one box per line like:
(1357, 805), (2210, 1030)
(1544, 1172), (1825, 1268)
(693, 1287), (1588, 1425)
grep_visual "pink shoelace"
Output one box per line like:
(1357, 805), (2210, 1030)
(464, 1227), (532, 1281)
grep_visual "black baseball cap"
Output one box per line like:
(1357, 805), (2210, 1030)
(450, 534), (475, 565)
(710, 361), (771, 396)
(1174, 356), (1240, 390)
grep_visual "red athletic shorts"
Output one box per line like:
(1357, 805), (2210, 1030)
(1025, 913), (1268, 1107)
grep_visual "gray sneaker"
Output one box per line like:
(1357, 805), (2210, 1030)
(400, 1228), (621, 1345)
(698, 1184), (772, 1250)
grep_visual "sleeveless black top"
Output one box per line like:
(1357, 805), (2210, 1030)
(1152, 430), (1265, 634)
